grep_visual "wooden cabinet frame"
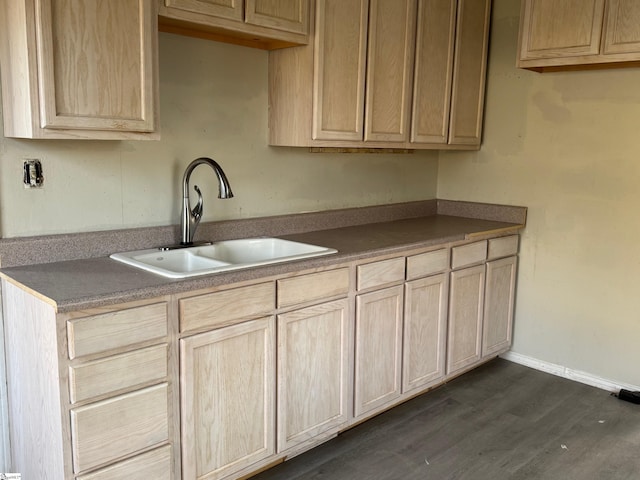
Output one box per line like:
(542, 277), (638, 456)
(159, 0), (310, 50)
(269, 0), (492, 150)
(517, 0), (640, 70)
(0, 0), (159, 139)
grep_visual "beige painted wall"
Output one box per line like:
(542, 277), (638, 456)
(438, 0), (640, 387)
(0, 33), (438, 238)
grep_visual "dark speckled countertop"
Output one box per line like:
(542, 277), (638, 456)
(0, 207), (525, 313)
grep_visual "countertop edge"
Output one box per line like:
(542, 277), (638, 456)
(0, 216), (525, 313)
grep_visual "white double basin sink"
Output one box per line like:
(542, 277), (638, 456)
(110, 237), (338, 279)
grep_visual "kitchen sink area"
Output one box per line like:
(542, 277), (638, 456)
(0, 200), (527, 480)
(110, 237), (338, 278)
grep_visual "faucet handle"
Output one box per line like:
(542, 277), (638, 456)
(192, 185), (203, 221)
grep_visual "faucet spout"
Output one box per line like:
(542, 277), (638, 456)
(181, 157), (233, 246)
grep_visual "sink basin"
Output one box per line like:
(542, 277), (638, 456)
(110, 237), (338, 279)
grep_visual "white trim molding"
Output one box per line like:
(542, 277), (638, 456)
(501, 351), (640, 394)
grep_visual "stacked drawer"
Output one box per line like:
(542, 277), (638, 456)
(66, 302), (171, 479)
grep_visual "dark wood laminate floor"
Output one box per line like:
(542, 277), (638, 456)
(252, 359), (640, 480)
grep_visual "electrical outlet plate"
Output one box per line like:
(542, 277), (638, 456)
(23, 159), (44, 188)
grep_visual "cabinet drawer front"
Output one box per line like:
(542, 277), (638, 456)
(406, 248), (449, 280)
(488, 235), (519, 260)
(277, 268), (350, 307)
(76, 445), (172, 480)
(67, 303), (168, 359)
(71, 384), (169, 474)
(69, 345), (168, 403)
(451, 241), (487, 269)
(357, 257), (405, 290)
(180, 282), (274, 333)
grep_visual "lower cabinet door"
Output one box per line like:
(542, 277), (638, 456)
(180, 317), (276, 480)
(354, 285), (404, 419)
(447, 264), (485, 375)
(403, 273), (448, 394)
(277, 299), (350, 452)
(483, 256), (517, 358)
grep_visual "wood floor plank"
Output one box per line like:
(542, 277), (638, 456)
(252, 359), (640, 480)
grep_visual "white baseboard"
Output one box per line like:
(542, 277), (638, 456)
(500, 351), (640, 393)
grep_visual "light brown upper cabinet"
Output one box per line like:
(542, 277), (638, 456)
(158, 0), (310, 50)
(268, 0), (491, 150)
(0, 0), (159, 140)
(518, 0), (640, 71)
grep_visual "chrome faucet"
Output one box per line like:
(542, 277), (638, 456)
(181, 157), (234, 246)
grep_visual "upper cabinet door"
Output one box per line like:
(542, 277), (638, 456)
(35, 0), (157, 133)
(518, 0), (605, 60)
(602, 0), (640, 54)
(165, 0), (244, 20)
(411, 0), (457, 144)
(312, 0), (369, 141)
(364, 0), (417, 143)
(246, 0), (309, 34)
(448, 0), (491, 146)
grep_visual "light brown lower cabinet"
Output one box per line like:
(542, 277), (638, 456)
(1, 281), (174, 480)
(1, 235), (519, 480)
(403, 273), (449, 394)
(277, 299), (351, 452)
(447, 240), (518, 377)
(447, 264), (485, 376)
(354, 285), (404, 419)
(483, 256), (517, 358)
(180, 317), (276, 480)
